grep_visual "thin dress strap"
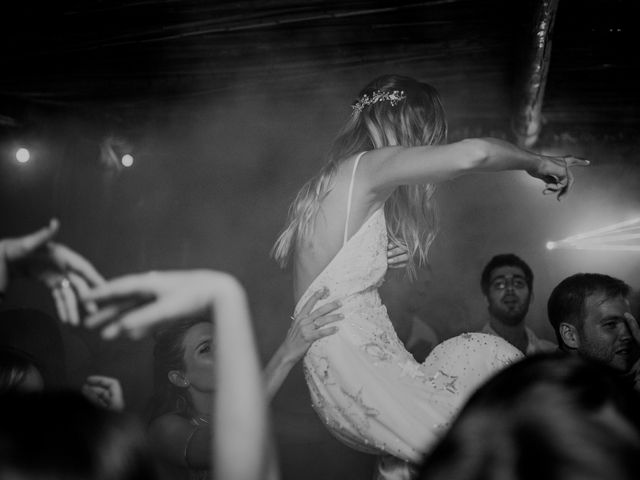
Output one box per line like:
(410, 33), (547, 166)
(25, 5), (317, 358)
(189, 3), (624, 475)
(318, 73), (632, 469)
(343, 151), (367, 246)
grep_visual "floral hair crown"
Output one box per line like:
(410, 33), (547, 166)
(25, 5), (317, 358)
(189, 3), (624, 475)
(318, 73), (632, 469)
(352, 89), (406, 113)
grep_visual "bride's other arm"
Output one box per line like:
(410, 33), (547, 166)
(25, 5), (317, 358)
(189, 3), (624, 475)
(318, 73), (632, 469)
(363, 138), (589, 199)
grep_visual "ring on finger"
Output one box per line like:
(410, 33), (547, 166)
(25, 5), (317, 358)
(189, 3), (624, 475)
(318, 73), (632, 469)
(55, 277), (71, 289)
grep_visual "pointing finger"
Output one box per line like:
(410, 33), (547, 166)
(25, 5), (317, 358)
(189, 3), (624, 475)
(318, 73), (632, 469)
(8, 219), (59, 260)
(564, 156), (590, 167)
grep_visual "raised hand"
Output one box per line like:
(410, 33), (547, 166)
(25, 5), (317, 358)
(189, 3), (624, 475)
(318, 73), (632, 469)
(82, 269), (268, 480)
(527, 155), (590, 200)
(81, 375), (125, 411)
(83, 270), (242, 340)
(0, 219), (104, 324)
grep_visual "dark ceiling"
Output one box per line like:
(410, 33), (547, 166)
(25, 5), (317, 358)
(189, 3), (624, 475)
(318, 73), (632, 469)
(1, 0), (638, 145)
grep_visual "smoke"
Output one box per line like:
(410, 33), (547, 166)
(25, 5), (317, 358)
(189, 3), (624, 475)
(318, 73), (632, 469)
(397, 157), (640, 343)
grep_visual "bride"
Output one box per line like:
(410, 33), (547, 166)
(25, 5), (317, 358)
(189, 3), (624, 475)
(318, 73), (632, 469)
(272, 75), (587, 469)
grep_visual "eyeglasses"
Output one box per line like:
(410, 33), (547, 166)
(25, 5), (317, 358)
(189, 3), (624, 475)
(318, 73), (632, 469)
(490, 277), (528, 290)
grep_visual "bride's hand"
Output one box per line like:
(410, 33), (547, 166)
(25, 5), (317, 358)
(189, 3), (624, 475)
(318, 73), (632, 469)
(387, 241), (409, 269)
(527, 155), (589, 200)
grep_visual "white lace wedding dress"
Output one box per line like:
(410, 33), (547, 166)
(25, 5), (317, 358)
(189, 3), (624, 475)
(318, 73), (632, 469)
(294, 152), (522, 463)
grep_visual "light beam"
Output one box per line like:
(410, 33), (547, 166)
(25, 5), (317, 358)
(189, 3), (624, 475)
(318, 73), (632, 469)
(546, 218), (640, 252)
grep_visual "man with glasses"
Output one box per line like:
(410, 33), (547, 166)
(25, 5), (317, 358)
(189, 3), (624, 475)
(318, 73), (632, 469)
(479, 254), (556, 355)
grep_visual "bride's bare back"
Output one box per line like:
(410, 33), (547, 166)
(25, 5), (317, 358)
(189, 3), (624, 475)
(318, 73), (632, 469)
(293, 153), (383, 302)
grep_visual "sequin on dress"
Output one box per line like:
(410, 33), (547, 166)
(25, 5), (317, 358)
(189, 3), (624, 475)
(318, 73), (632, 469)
(296, 152), (523, 463)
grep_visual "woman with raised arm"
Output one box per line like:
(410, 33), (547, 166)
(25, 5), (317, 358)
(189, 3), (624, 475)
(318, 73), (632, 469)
(141, 289), (342, 480)
(83, 270), (358, 480)
(84, 271), (274, 480)
(271, 75), (588, 471)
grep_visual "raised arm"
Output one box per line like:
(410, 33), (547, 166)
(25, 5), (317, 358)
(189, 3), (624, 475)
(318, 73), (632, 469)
(362, 138), (588, 199)
(211, 275), (275, 480)
(0, 219), (104, 323)
(83, 270), (275, 480)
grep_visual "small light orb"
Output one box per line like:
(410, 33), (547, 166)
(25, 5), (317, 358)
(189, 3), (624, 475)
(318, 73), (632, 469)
(546, 241), (555, 250)
(121, 154), (134, 167)
(16, 148), (30, 163)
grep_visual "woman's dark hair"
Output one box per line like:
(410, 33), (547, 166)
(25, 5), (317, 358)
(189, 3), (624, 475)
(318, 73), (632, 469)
(0, 391), (159, 480)
(147, 317), (211, 422)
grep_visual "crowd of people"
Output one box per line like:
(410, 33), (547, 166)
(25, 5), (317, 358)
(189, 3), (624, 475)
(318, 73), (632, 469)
(1, 74), (638, 480)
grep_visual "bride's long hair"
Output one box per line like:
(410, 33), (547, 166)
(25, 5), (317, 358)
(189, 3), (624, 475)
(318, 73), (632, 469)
(272, 74), (448, 279)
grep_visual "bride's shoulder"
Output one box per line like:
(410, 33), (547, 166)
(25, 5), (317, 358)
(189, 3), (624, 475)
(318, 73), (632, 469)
(336, 148), (404, 181)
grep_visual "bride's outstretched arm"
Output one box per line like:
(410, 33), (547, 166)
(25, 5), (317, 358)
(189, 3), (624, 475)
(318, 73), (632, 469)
(363, 138), (589, 200)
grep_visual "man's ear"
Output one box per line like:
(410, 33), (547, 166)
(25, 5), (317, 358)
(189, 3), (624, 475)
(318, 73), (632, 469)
(559, 322), (580, 349)
(168, 370), (190, 388)
(483, 292), (490, 308)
